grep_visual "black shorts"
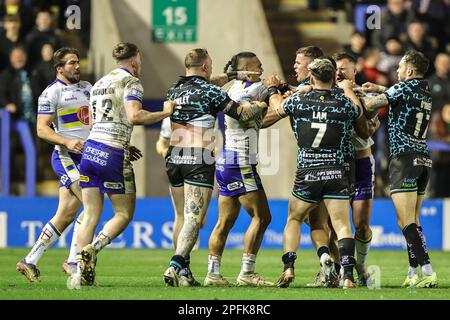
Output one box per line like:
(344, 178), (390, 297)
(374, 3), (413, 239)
(389, 153), (432, 195)
(292, 166), (351, 204)
(165, 146), (215, 189)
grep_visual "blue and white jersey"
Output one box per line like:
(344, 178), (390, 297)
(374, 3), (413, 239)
(37, 79), (92, 152)
(284, 89), (361, 169)
(385, 78), (432, 158)
(88, 68), (144, 149)
(224, 80), (267, 166)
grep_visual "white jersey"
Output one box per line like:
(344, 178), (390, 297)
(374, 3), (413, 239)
(37, 79), (92, 152)
(88, 68), (144, 149)
(224, 81), (267, 165)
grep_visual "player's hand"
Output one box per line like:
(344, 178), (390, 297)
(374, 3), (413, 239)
(65, 139), (84, 154)
(129, 145), (143, 161)
(263, 75), (282, 88)
(282, 90), (294, 98)
(163, 100), (175, 116)
(362, 82), (381, 93)
(240, 101), (267, 130)
(338, 79), (355, 90)
(6, 103), (17, 113)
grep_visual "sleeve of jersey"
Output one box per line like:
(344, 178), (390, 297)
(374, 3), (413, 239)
(123, 78), (144, 103)
(211, 86), (233, 112)
(384, 82), (406, 106)
(37, 87), (57, 115)
(282, 96), (295, 115)
(347, 97), (362, 119)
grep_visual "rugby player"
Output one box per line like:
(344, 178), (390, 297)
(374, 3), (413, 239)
(163, 48), (267, 287)
(16, 47), (90, 282)
(204, 52), (273, 287)
(265, 58), (369, 289)
(362, 50), (437, 288)
(67, 43), (174, 289)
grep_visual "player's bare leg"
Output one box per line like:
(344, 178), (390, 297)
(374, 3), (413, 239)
(278, 195), (316, 288)
(308, 203), (337, 287)
(17, 184), (82, 283)
(236, 190), (273, 286)
(205, 196), (240, 286)
(392, 192), (436, 288)
(324, 199), (357, 289)
(67, 187), (103, 289)
(164, 184), (212, 287)
(352, 198), (373, 286)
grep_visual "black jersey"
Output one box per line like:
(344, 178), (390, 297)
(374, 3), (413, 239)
(385, 78), (432, 158)
(167, 76), (234, 127)
(283, 89), (361, 169)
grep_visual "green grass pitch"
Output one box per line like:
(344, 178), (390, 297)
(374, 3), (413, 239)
(1, 249), (449, 300)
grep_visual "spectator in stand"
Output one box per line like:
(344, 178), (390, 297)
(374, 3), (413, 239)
(378, 36), (404, 85)
(32, 42), (54, 93)
(360, 47), (389, 86)
(371, 0), (414, 50)
(343, 31), (367, 60)
(405, 20), (437, 74)
(0, 46), (38, 128)
(427, 52), (450, 198)
(0, 0), (34, 37)
(410, 0), (449, 52)
(0, 14), (23, 71)
(25, 9), (60, 69)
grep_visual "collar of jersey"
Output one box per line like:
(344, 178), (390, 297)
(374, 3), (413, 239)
(53, 78), (68, 86)
(119, 67), (133, 76)
(182, 75), (207, 82)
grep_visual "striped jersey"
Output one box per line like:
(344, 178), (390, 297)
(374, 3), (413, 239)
(37, 78), (92, 152)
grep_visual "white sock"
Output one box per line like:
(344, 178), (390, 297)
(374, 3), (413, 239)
(355, 236), (371, 267)
(422, 264), (433, 277)
(319, 253), (331, 266)
(241, 253), (256, 273)
(25, 222), (61, 265)
(208, 255), (221, 276)
(67, 218), (81, 263)
(408, 266), (419, 278)
(92, 230), (112, 253)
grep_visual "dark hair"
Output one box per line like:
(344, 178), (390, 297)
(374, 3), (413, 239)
(53, 47), (79, 68)
(332, 52), (357, 64)
(308, 58), (335, 83)
(404, 50), (429, 75)
(184, 48), (210, 68)
(223, 51), (256, 73)
(3, 14), (20, 23)
(112, 42), (139, 61)
(296, 46), (324, 59)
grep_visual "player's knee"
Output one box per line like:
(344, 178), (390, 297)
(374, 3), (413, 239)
(115, 210), (134, 223)
(355, 224), (372, 239)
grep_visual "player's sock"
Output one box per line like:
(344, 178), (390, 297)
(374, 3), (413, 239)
(67, 218), (81, 263)
(92, 230), (112, 253)
(317, 246), (330, 266)
(208, 254), (221, 276)
(282, 252), (297, 271)
(416, 225), (433, 276)
(355, 234), (372, 268)
(338, 238), (356, 280)
(170, 255), (187, 273)
(75, 253), (82, 276)
(241, 253), (256, 273)
(402, 223), (431, 273)
(25, 222), (61, 265)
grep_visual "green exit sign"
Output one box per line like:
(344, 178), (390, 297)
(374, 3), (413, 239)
(152, 0), (197, 43)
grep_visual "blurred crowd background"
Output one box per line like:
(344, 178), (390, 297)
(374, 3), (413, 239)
(0, 0), (448, 198)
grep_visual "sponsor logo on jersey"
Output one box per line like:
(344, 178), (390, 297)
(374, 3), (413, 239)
(79, 175), (90, 182)
(77, 106), (90, 125)
(104, 182), (124, 190)
(227, 181), (243, 191)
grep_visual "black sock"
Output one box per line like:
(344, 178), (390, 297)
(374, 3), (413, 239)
(282, 252), (297, 271)
(415, 225), (430, 265)
(170, 255), (187, 272)
(338, 238), (356, 281)
(317, 246), (330, 263)
(334, 262), (341, 274)
(185, 254), (191, 267)
(402, 223), (430, 266)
